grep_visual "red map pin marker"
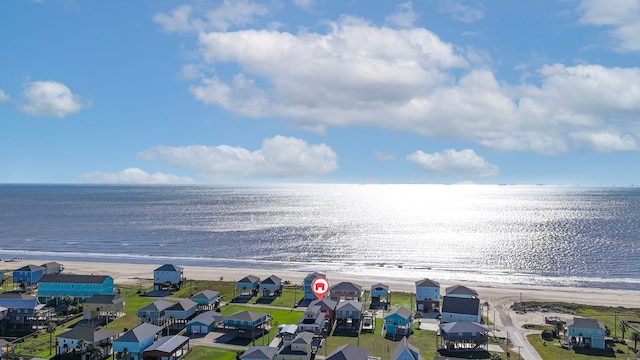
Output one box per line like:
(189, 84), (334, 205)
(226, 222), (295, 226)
(311, 275), (329, 300)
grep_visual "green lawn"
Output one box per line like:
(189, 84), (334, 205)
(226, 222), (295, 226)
(528, 333), (638, 359)
(104, 286), (157, 333)
(182, 346), (238, 360)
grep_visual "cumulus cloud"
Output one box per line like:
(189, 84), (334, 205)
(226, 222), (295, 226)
(154, 0), (269, 33)
(137, 135), (338, 181)
(386, 2), (419, 28)
(0, 89), (9, 102)
(19, 80), (89, 118)
(578, 0), (640, 52)
(407, 149), (499, 178)
(79, 168), (195, 184)
(437, 0), (484, 23)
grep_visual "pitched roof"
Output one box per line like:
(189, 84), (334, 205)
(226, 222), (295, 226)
(58, 325), (116, 342)
(241, 346), (277, 360)
(441, 296), (480, 316)
(326, 344), (371, 360)
(336, 300), (362, 312)
(371, 283), (389, 291)
(292, 331), (314, 345)
(39, 273), (110, 284)
(14, 264), (44, 272)
(445, 285), (478, 297)
(144, 335), (189, 354)
(238, 275), (260, 284)
(330, 282), (362, 292)
(114, 323), (162, 343)
(309, 298), (337, 312)
(567, 317), (606, 331)
(154, 264), (183, 272)
(261, 275), (282, 285)
(304, 272), (325, 281)
(386, 306), (412, 320)
(187, 311), (223, 326)
(139, 299), (174, 313)
(190, 290), (220, 301)
(166, 299), (197, 312)
(225, 311), (268, 323)
(415, 278), (439, 288)
(391, 337), (422, 360)
(85, 294), (124, 305)
(439, 321), (489, 334)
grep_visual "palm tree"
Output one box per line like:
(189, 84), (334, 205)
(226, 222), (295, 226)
(631, 332), (640, 353)
(46, 322), (56, 355)
(84, 342), (103, 360)
(553, 321), (564, 338)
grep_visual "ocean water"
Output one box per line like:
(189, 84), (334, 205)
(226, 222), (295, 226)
(1, 184), (639, 290)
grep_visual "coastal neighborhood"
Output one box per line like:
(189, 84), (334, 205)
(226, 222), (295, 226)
(0, 261), (639, 360)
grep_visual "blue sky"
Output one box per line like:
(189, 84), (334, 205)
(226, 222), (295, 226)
(2, 0), (640, 185)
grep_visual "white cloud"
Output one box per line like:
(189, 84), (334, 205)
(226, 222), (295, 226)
(79, 168), (195, 184)
(578, 0), (640, 52)
(137, 135), (338, 181)
(375, 151), (396, 161)
(0, 89), (9, 102)
(292, 0), (313, 10)
(386, 2), (419, 28)
(154, 1), (269, 33)
(19, 80), (89, 118)
(437, 0), (484, 23)
(407, 149), (499, 178)
(570, 131), (637, 152)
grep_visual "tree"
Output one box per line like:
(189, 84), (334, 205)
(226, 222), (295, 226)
(46, 322), (56, 355)
(631, 332), (640, 353)
(554, 321), (564, 338)
(84, 342), (103, 360)
(620, 320), (629, 341)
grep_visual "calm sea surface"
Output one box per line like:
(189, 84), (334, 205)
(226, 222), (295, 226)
(1, 184), (639, 290)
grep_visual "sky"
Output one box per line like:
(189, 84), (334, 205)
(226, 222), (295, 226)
(1, 0), (640, 186)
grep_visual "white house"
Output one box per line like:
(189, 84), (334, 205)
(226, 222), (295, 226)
(153, 264), (184, 291)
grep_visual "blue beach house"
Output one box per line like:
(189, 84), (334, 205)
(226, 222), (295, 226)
(137, 299), (173, 326)
(237, 275), (260, 294)
(186, 311), (223, 334)
(190, 290), (220, 310)
(37, 274), (115, 304)
(415, 278), (440, 312)
(391, 337), (423, 360)
(302, 272), (325, 302)
(566, 317), (606, 349)
(13, 265), (45, 288)
(153, 264), (184, 291)
(385, 306), (414, 338)
(112, 322), (162, 360)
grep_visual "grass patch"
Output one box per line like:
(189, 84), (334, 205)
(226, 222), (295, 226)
(528, 333), (637, 359)
(104, 286), (157, 333)
(182, 346), (238, 360)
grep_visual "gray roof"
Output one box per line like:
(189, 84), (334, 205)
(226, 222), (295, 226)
(85, 294), (124, 305)
(238, 275), (260, 284)
(390, 337), (421, 360)
(154, 264), (183, 272)
(335, 300), (362, 312)
(39, 273), (110, 284)
(441, 296), (480, 316)
(166, 298), (197, 311)
(115, 323), (162, 343)
(386, 306), (412, 320)
(190, 290), (220, 301)
(241, 346), (277, 360)
(326, 344), (371, 360)
(187, 310), (224, 326)
(58, 325), (116, 342)
(415, 278), (440, 288)
(371, 283), (389, 291)
(139, 299), (174, 313)
(439, 321), (489, 334)
(304, 272), (325, 281)
(144, 335), (189, 354)
(225, 311), (268, 322)
(445, 285), (478, 297)
(292, 331), (314, 345)
(14, 264), (44, 272)
(567, 317), (606, 331)
(309, 298), (337, 312)
(261, 275), (282, 285)
(330, 281), (362, 292)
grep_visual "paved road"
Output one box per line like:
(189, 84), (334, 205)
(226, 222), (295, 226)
(496, 307), (542, 360)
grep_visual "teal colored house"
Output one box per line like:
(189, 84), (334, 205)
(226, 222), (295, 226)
(37, 274), (115, 304)
(567, 317), (606, 349)
(13, 265), (45, 287)
(186, 311), (224, 334)
(112, 323), (162, 360)
(385, 306), (413, 337)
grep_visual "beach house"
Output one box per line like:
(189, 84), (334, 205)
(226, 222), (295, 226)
(445, 285), (478, 299)
(415, 279), (440, 312)
(297, 305), (326, 335)
(143, 334), (190, 360)
(112, 323), (162, 360)
(42, 262), (63, 275)
(164, 298), (198, 330)
(566, 317), (606, 349)
(37, 274), (115, 304)
(437, 321), (490, 351)
(277, 331), (314, 360)
(153, 264), (184, 291)
(237, 275), (260, 295)
(12, 264), (45, 289)
(240, 346), (278, 360)
(391, 337), (423, 360)
(259, 275), (282, 297)
(189, 290), (220, 310)
(138, 299), (174, 326)
(55, 325), (117, 359)
(335, 300), (362, 334)
(186, 311), (223, 334)
(308, 297), (337, 324)
(0, 292), (49, 328)
(384, 306), (414, 338)
(223, 311), (271, 338)
(440, 296), (482, 323)
(326, 344), (371, 360)
(82, 294), (125, 322)
(329, 281), (363, 302)
(370, 283), (390, 307)
(302, 272), (325, 303)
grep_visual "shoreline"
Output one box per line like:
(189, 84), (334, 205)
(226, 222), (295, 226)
(4, 258), (640, 309)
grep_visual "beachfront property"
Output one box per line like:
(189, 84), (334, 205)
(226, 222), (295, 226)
(391, 336), (423, 360)
(112, 322), (162, 360)
(259, 275), (283, 297)
(326, 343), (371, 360)
(82, 294), (125, 322)
(237, 275), (260, 295)
(223, 310), (272, 338)
(12, 264), (45, 289)
(440, 296), (482, 323)
(329, 281), (363, 302)
(297, 305), (326, 335)
(370, 283), (390, 307)
(240, 345), (278, 360)
(415, 278), (440, 312)
(143, 334), (190, 360)
(566, 317), (606, 349)
(0, 292), (50, 328)
(153, 264), (184, 291)
(36, 274), (115, 304)
(189, 289), (221, 311)
(301, 272), (325, 303)
(55, 324), (117, 359)
(138, 299), (173, 326)
(42, 262), (63, 275)
(437, 321), (491, 351)
(277, 331), (314, 360)
(384, 306), (414, 338)
(185, 311), (223, 334)
(445, 285), (478, 299)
